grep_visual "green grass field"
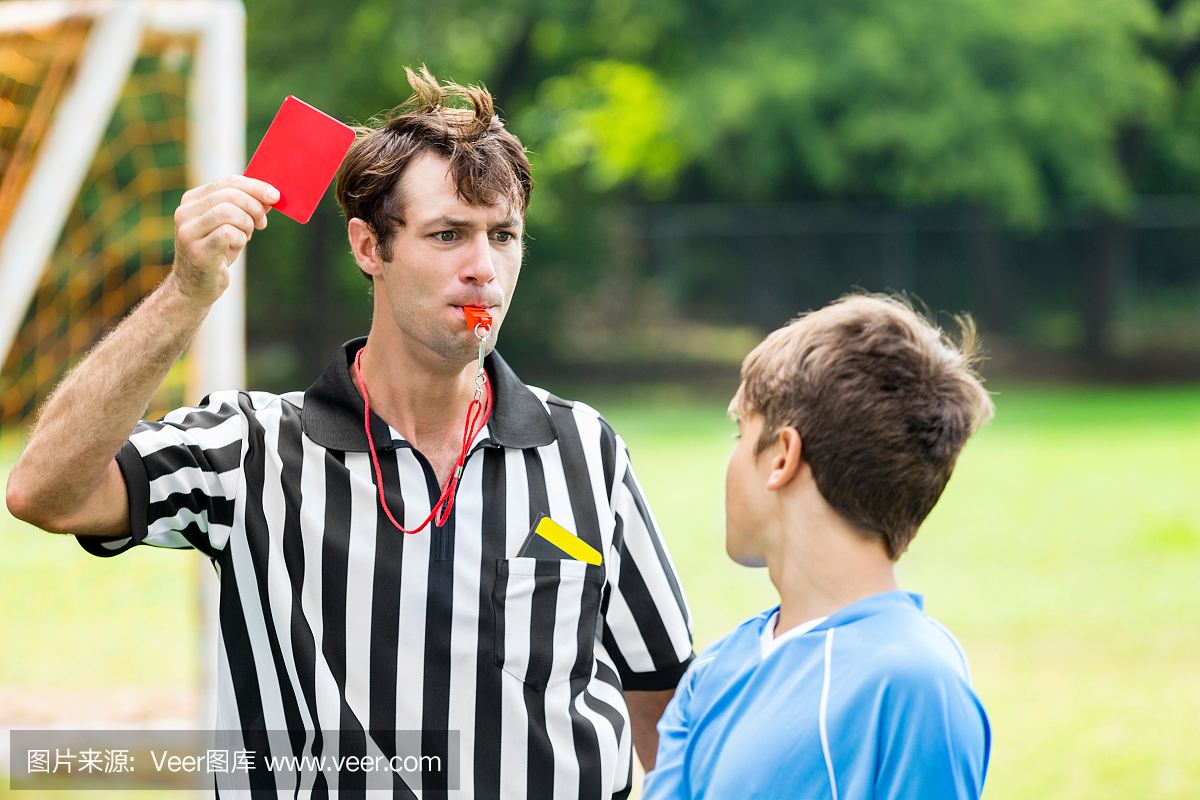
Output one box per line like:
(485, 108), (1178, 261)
(3, 383), (1199, 798)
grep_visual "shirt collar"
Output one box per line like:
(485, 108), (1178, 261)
(301, 337), (557, 452)
(759, 607), (829, 660)
(808, 590), (924, 632)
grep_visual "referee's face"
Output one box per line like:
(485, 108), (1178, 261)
(373, 153), (524, 366)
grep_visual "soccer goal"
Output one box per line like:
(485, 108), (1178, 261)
(0, 0), (246, 731)
(0, 0), (246, 430)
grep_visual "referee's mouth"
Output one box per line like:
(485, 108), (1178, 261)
(450, 303), (501, 319)
(451, 307), (504, 331)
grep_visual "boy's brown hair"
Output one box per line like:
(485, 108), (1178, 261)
(335, 66), (533, 275)
(732, 294), (994, 559)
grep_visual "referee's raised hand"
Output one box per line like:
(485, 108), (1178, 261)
(171, 176), (278, 304)
(7, 175), (275, 537)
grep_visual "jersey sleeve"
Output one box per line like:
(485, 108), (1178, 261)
(873, 658), (991, 800)
(600, 434), (694, 690)
(75, 390), (248, 560)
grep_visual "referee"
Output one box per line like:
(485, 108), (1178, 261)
(6, 67), (693, 798)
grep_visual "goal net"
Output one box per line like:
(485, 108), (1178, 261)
(0, 0), (246, 434)
(0, 0), (245, 732)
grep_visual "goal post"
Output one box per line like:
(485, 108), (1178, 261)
(0, 0), (246, 731)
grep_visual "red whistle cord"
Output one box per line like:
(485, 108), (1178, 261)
(352, 348), (494, 534)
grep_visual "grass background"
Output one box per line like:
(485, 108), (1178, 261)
(3, 383), (1199, 798)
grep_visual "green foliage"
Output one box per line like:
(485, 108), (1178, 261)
(243, 0), (1195, 217)
(518, 60), (683, 194)
(237, 0), (1200, 379)
(657, 0), (1167, 223)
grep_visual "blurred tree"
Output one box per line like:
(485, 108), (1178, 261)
(241, 0), (1191, 381)
(582, 0), (1170, 360)
(1097, 0), (1200, 358)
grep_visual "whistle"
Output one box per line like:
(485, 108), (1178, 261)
(463, 306), (493, 331)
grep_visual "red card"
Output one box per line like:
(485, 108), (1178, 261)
(244, 96), (356, 224)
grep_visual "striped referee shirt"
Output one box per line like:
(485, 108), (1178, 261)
(77, 337), (694, 798)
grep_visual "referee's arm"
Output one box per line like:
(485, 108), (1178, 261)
(601, 431), (696, 771)
(627, 688), (675, 770)
(5, 177), (274, 535)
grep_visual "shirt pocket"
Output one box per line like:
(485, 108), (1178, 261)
(493, 557), (604, 691)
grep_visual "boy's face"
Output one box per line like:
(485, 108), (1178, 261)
(724, 407), (770, 567)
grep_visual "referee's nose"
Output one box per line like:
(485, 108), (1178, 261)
(461, 231), (498, 285)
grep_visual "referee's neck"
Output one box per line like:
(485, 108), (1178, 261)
(353, 331), (482, 444)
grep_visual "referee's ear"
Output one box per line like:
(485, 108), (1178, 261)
(764, 426), (803, 492)
(348, 217), (385, 279)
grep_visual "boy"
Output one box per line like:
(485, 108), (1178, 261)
(643, 294), (994, 799)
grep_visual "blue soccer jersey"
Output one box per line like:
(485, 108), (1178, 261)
(643, 591), (990, 800)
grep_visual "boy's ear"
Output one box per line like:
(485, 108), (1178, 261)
(347, 217), (384, 277)
(765, 427), (803, 492)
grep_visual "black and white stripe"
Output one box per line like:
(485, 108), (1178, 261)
(78, 337), (694, 798)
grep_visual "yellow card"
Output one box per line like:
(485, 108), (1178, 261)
(535, 517), (603, 565)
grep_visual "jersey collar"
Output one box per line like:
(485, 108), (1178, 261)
(807, 590), (924, 633)
(301, 337), (558, 453)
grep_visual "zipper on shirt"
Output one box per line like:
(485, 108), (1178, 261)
(434, 526), (450, 562)
(430, 440), (493, 563)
